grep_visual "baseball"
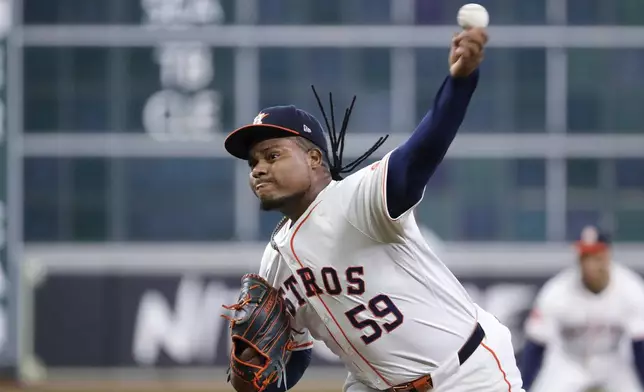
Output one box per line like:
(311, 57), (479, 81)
(457, 3), (489, 29)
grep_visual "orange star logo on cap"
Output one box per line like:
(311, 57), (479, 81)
(253, 112), (268, 125)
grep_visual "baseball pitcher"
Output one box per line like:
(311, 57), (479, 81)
(222, 27), (524, 392)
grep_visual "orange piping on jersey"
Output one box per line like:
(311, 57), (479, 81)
(288, 203), (350, 361)
(481, 342), (512, 392)
(289, 202), (392, 388)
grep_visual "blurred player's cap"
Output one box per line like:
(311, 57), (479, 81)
(224, 105), (329, 160)
(575, 225), (611, 255)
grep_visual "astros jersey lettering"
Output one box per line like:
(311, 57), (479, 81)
(259, 152), (480, 389)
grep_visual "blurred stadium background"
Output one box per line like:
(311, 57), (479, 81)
(0, 0), (643, 390)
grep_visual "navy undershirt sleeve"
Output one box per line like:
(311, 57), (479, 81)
(519, 339), (546, 391)
(386, 70), (479, 219)
(263, 348), (312, 392)
(633, 340), (644, 387)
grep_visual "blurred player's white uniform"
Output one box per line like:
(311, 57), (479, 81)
(258, 153), (524, 392)
(525, 263), (644, 392)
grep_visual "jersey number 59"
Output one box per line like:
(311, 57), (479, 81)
(345, 294), (404, 345)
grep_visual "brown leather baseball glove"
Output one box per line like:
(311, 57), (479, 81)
(222, 274), (295, 392)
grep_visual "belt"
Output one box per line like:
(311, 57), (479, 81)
(388, 323), (485, 392)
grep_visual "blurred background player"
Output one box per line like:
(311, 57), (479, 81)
(520, 225), (644, 392)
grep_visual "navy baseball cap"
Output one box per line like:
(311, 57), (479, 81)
(224, 105), (329, 160)
(575, 225), (611, 255)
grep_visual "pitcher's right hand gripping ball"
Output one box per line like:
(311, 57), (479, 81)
(222, 274), (295, 392)
(449, 27), (488, 78)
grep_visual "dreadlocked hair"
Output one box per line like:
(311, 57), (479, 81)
(311, 85), (389, 181)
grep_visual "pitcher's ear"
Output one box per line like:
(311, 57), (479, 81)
(307, 148), (324, 169)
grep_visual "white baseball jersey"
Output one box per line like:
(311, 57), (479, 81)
(525, 263), (644, 391)
(258, 151), (511, 390)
